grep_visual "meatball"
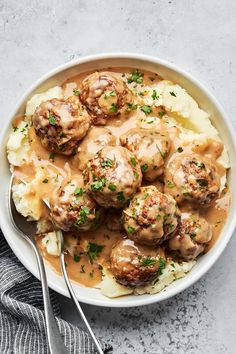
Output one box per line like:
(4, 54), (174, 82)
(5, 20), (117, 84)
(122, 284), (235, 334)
(33, 97), (90, 155)
(50, 178), (102, 232)
(110, 239), (166, 287)
(168, 212), (212, 260)
(84, 146), (142, 208)
(72, 127), (116, 171)
(120, 128), (170, 181)
(80, 71), (131, 125)
(164, 154), (221, 207)
(123, 186), (180, 246)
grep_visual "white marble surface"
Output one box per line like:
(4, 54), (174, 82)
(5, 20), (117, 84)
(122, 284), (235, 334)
(1, 0), (236, 353)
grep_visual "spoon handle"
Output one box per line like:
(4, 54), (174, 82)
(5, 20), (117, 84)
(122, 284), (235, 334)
(31, 240), (68, 354)
(57, 231), (104, 354)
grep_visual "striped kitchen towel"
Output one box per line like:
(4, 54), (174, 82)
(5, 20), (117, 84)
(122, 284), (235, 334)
(0, 230), (112, 354)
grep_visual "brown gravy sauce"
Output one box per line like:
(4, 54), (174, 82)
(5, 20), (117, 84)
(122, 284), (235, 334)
(12, 67), (230, 287)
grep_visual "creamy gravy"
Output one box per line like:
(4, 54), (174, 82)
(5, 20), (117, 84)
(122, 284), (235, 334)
(12, 67), (230, 288)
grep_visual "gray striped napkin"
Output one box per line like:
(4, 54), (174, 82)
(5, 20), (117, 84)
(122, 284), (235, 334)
(0, 230), (112, 354)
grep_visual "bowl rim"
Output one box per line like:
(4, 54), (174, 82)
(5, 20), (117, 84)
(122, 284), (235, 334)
(1, 52), (236, 307)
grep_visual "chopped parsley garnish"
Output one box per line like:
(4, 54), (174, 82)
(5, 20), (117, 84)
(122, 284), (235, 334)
(140, 105), (152, 115)
(158, 111), (165, 117)
(156, 144), (168, 159)
(90, 178), (107, 191)
(66, 205), (73, 212)
(177, 147), (183, 153)
(80, 265), (85, 273)
(49, 114), (56, 125)
(42, 178), (49, 183)
(156, 214), (161, 221)
(74, 254), (80, 262)
(109, 103), (118, 113)
(166, 180), (175, 188)
(134, 171), (140, 180)
(74, 187), (84, 196)
(127, 70), (143, 84)
(190, 232), (196, 239)
(109, 90), (116, 97)
(130, 156), (137, 167)
(13, 127), (18, 132)
(49, 153), (56, 162)
(141, 164), (148, 173)
(87, 242), (104, 264)
(59, 132), (66, 138)
(126, 102), (138, 113)
(171, 263), (176, 268)
(183, 191), (190, 197)
(91, 178), (107, 191)
(108, 184), (116, 191)
(127, 226), (135, 234)
(142, 193), (149, 200)
(169, 91), (177, 97)
(74, 206), (90, 226)
(117, 191), (125, 202)
(157, 257), (166, 275)
(215, 220), (222, 227)
(140, 258), (157, 267)
(195, 162), (206, 169)
(101, 158), (113, 167)
(73, 89), (80, 96)
(152, 90), (159, 100)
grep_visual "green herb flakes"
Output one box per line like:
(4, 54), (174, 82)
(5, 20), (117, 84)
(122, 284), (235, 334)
(74, 254), (80, 262)
(130, 156), (137, 167)
(87, 242), (104, 264)
(116, 191), (125, 202)
(49, 114), (56, 125)
(140, 105), (152, 115)
(141, 164), (148, 173)
(127, 70), (143, 84)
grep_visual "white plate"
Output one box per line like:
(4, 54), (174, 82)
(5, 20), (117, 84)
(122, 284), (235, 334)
(1, 53), (236, 307)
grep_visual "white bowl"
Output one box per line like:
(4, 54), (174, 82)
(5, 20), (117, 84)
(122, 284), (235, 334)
(1, 53), (236, 307)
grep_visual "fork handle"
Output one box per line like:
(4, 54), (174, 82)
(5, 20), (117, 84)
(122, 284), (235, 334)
(30, 240), (68, 354)
(57, 231), (104, 354)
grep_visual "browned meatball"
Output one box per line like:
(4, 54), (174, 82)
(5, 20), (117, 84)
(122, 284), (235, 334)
(164, 154), (221, 207)
(80, 71), (131, 125)
(120, 128), (170, 181)
(50, 177), (102, 232)
(110, 239), (166, 287)
(83, 146), (142, 208)
(72, 127), (116, 171)
(168, 212), (212, 260)
(123, 186), (180, 246)
(33, 97), (90, 155)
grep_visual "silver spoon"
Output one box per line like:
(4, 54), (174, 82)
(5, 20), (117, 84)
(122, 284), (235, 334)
(8, 175), (68, 354)
(43, 200), (104, 354)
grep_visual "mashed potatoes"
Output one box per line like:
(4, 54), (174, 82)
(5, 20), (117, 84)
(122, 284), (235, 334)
(25, 86), (63, 116)
(7, 121), (30, 167)
(42, 231), (60, 256)
(7, 72), (230, 299)
(101, 260), (195, 298)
